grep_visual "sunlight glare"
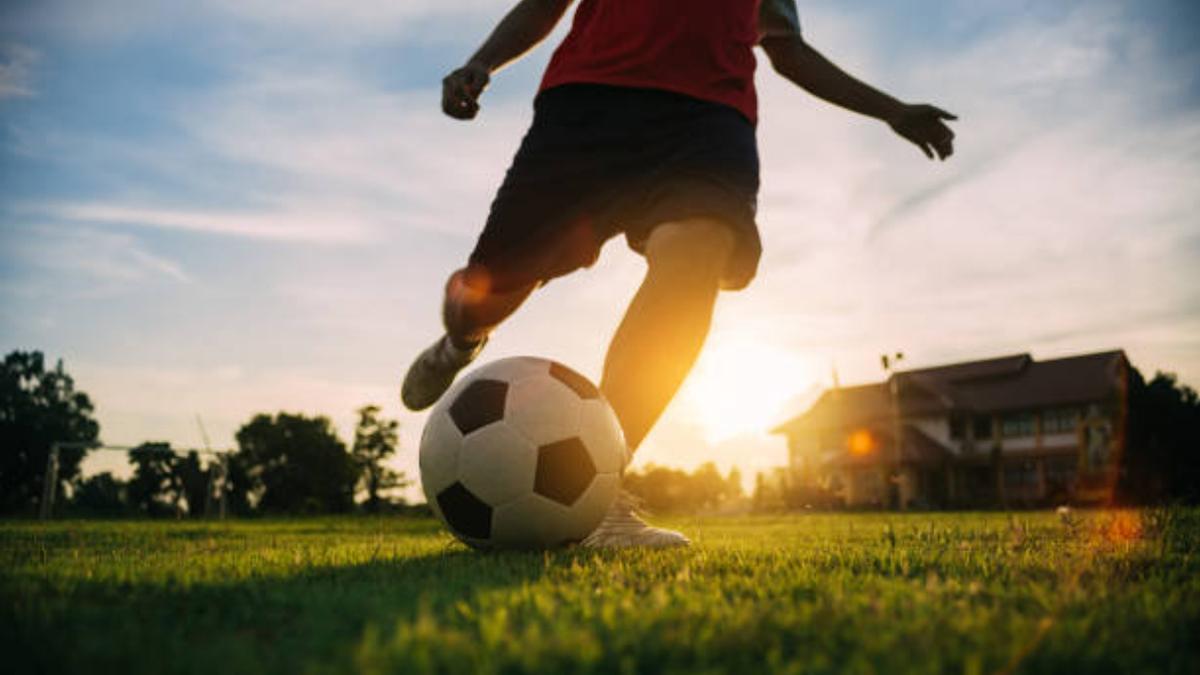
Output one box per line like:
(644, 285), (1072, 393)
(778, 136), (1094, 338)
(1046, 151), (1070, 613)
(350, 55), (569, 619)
(679, 334), (817, 443)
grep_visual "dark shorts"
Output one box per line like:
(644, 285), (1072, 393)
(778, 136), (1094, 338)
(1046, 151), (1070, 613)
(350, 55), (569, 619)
(468, 83), (762, 292)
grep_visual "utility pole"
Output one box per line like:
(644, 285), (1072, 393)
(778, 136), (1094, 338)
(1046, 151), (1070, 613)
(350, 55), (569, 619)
(39, 443), (61, 520)
(196, 415), (227, 520)
(881, 352), (905, 510)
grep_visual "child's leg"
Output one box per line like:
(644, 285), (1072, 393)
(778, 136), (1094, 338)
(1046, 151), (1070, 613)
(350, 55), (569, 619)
(600, 218), (734, 451)
(402, 265), (536, 410)
(442, 265), (537, 346)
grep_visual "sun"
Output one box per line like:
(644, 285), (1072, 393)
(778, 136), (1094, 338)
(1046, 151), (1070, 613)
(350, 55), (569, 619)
(678, 334), (817, 443)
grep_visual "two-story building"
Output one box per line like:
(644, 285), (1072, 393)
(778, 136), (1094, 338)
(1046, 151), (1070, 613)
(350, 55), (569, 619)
(771, 350), (1129, 509)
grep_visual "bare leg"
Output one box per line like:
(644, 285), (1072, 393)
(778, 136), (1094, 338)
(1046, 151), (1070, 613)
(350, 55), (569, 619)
(443, 265), (537, 346)
(401, 265), (536, 410)
(600, 218), (735, 451)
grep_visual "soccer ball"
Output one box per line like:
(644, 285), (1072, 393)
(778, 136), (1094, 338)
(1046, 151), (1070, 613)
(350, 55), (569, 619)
(419, 356), (625, 549)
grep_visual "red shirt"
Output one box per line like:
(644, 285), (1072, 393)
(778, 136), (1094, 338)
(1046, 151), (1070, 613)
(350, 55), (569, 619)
(540, 0), (762, 123)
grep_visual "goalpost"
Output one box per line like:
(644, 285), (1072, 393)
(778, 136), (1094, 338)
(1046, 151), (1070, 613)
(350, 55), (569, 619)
(39, 442), (232, 520)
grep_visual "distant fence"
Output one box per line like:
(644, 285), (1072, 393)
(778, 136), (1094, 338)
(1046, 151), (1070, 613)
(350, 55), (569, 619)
(41, 442), (233, 520)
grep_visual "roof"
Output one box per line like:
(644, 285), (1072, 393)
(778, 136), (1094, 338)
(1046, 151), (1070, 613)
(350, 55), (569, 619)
(939, 351), (1126, 412)
(773, 349), (1127, 435)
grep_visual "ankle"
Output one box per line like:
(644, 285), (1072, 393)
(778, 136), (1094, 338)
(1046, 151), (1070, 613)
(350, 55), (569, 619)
(447, 332), (485, 352)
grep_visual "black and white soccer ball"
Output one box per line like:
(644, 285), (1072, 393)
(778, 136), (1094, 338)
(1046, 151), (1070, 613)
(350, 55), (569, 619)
(419, 356), (625, 549)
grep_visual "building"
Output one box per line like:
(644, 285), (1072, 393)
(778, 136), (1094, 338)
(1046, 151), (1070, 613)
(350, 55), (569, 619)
(771, 350), (1129, 509)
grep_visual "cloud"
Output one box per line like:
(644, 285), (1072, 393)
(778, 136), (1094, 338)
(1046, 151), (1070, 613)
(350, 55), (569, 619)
(41, 202), (375, 243)
(744, 0), (1200, 393)
(2, 224), (189, 286)
(12, 68), (534, 245)
(174, 69), (532, 240)
(202, 0), (503, 40)
(5, 0), (1199, 492)
(0, 44), (37, 99)
(2, 0), (501, 46)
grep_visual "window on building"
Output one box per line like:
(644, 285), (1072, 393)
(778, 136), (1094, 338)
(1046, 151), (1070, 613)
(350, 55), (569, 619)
(1042, 407), (1080, 434)
(972, 415), (993, 441)
(1004, 461), (1038, 487)
(1045, 456), (1078, 489)
(1085, 424), (1112, 470)
(949, 414), (965, 440)
(1001, 411), (1035, 438)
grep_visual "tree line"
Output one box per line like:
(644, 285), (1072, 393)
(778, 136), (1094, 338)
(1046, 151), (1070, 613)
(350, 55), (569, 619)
(620, 463), (846, 514)
(4, 350), (1197, 518)
(1, 351), (410, 517)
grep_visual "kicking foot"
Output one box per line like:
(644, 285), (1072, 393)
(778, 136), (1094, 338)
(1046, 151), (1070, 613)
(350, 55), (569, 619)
(401, 334), (486, 411)
(581, 490), (690, 548)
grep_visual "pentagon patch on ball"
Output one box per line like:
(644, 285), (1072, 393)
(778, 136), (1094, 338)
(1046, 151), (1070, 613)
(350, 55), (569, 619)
(419, 356), (625, 549)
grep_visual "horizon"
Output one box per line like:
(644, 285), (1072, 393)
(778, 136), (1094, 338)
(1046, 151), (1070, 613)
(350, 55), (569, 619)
(2, 0), (1198, 500)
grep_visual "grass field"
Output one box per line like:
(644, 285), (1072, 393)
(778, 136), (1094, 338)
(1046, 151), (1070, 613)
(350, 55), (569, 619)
(3, 510), (1197, 675)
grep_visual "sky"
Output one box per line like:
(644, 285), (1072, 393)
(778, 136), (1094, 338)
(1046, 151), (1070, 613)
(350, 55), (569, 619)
(2, 0), (1199, 499)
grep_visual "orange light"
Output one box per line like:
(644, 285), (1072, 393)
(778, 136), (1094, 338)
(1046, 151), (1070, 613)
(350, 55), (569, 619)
(1104, 511), (1142, 543)
(848, 430), (875, 456)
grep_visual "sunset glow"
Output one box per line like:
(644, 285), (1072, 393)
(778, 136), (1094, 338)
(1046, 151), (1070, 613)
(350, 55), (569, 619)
(678, 334), (817, 443)
(1, 0), (1196, 498)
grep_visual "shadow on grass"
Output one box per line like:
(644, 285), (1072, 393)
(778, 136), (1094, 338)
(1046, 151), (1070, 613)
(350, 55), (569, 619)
(5, 535), (620, 675)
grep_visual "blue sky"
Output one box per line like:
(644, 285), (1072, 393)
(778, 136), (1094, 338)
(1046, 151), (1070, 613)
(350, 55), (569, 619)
(2, 0), (1199, 495)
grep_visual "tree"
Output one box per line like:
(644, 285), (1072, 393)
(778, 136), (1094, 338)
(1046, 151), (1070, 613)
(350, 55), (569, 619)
(127, 442), (181, 516)
(173, 451), (210, 517)
(351, 405), (408, 513)
(222, 453), (254, 516)
(1120, 368), (1200, 504)
(0, 351), (100, 514)
(751, 469), (789, 513)
(725, 467), (745, 502)
(235, 412), (356, 514)
(71, 472), (128, 516)
(623, 463), (745, 514)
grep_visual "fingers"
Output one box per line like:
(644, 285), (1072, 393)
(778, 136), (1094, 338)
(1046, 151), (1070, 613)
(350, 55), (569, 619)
(933, 138), (953, 160)
(441, 81), (472, 119)
(441, 68), (486, 120)
(933, 106), (958, 121)
(913, 130), (952, 160)
(933, 122), (955, 159)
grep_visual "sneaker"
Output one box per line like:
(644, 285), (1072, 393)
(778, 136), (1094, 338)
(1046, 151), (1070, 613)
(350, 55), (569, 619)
(581, 489), (691, 548)
(401, 334), (486, 411)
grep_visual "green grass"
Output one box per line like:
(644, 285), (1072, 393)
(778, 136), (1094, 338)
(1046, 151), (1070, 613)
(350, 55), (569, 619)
(3, 511), (1197, 675)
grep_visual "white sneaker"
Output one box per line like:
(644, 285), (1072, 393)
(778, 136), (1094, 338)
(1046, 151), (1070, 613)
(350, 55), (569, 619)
(581, 489), (691, 548)
(401, 334), (486, 411)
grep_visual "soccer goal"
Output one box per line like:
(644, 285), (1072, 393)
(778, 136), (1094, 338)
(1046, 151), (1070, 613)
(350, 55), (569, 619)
(40, 442), (232, 520)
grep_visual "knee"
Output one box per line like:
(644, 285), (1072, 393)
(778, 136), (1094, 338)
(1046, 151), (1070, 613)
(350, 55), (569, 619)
(644, 218), (736, 281)
(444, 267), (491, 310)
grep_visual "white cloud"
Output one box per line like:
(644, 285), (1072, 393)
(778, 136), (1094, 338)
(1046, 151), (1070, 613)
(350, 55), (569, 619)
(4, 225), (189, 287)
(176, 70), (532, 240)
(744, 0), (1200, 396)
(203, 0), (505, 39)
(5, 0), (505, 46)
(16, 68), (534, 246)
(0, 44), (37, 99)
(42, 202), (375, 243)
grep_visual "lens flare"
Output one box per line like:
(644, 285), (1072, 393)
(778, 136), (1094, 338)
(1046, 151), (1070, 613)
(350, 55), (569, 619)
(679, 334), (816, 443)
(848, 429), (875, 456)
